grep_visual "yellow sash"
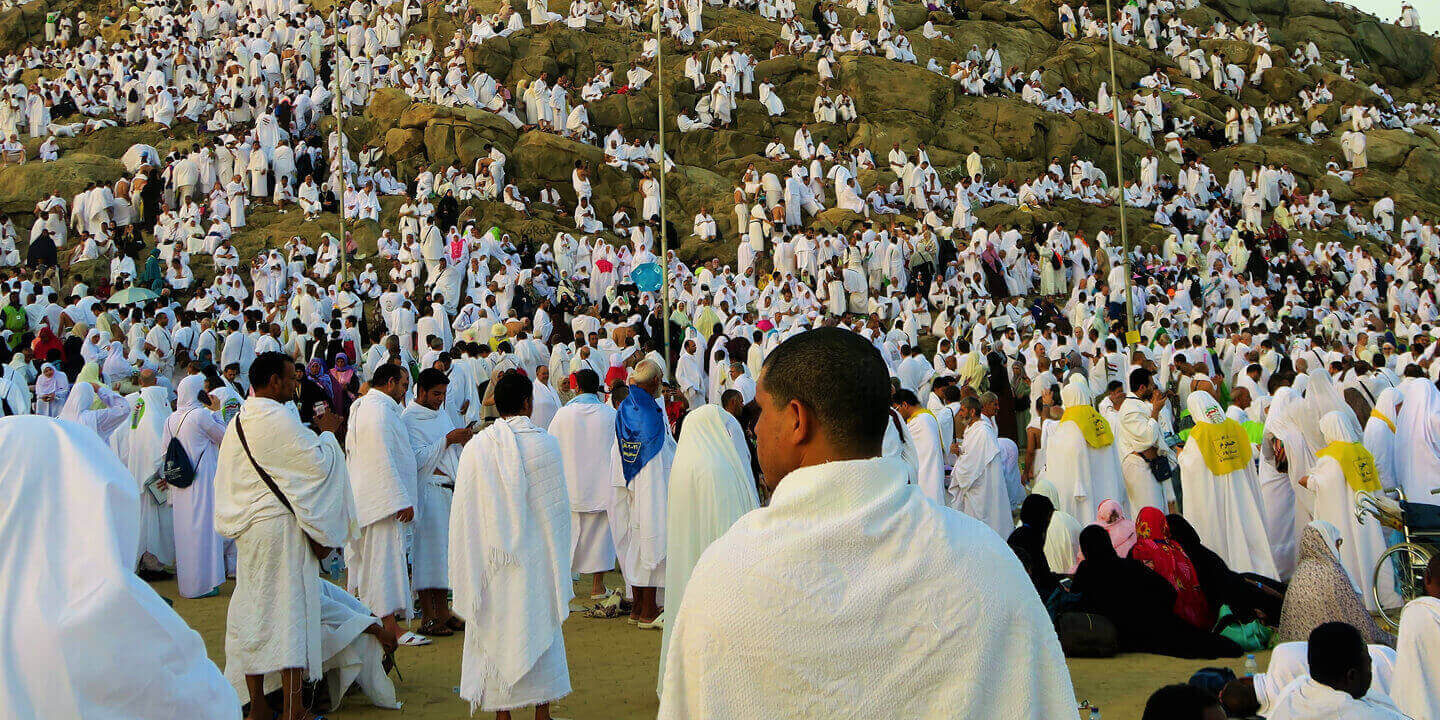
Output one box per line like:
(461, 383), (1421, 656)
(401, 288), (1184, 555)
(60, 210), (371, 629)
(1188, 419), (1253, 475)
(1318, 441), (1382, 493)
(1369, 410), (1396, 434)
(1061, 406), (1114, 448)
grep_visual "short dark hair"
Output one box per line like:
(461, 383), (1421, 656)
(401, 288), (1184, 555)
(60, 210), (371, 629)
(494, 370), (533, 416)
(1141, 684), (1222, 720)
(249, 351), (291, 390)
(371, 363), (406, 388)
(721, 388), (742, 407)
(759, 328), (889, 452)
(891, 388), (920, 406)
(574, 368), (600, 394)
(1130, 367), (1154, 392)
(1308, 621), (1367, 687)
(417, 367), (450, 391)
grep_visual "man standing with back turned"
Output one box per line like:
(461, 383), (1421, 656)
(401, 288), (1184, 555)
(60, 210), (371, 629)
(657, 327), (1077, 718)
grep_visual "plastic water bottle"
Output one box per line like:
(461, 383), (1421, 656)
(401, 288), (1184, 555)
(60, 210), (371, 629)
(1244, 653), (1259, 677)
(1088, 706), (1101, 720)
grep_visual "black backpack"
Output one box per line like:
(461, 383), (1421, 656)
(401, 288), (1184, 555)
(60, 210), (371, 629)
(160, 410), (201, 488)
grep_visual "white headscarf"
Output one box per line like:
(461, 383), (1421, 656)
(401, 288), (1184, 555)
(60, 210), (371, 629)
(659, 405), (759, 695)
(174, 373), (208, 412)
(57, 382), (97, 424)
(0, 416), (241, 716)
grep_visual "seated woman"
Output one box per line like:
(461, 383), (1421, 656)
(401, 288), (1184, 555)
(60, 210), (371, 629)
(1276, 520), (1394, 646)
(1008, 494), (1062, 600)
(1130, 507), (1213, 630)
(1072, 525), (1243, 658)
(1169, 514), (1287, 625)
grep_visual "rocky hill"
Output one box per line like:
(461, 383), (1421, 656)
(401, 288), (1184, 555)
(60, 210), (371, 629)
(2, 0), (1438, 286)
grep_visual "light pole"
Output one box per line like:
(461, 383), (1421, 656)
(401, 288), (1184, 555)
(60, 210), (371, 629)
(331, 9), (350, 285)
(1102, 0), (1134, 343)
(651, 11), (672, 380)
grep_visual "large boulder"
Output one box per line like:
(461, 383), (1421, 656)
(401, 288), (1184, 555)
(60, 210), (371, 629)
(0, 153), (124, 217)
(834, 55), (955, 120)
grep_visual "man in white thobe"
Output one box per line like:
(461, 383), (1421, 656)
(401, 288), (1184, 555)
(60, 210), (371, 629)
(610, 359), (674, 626)
(659, 328), (1076, 718)
(948, 396), (1013, 537)
(403, 368), (472, 636)
(451, 370), (573, 719)
(549, 368), (618, 599)
(344, 364), (419, 643)
(214, 353), (358, 720)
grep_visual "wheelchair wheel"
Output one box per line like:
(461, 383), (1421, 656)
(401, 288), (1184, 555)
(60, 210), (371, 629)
(1374, 542), (1434, 632)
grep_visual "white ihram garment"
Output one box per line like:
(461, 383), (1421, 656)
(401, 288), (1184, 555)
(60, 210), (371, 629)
(110, 385), (175, 567)
(609, 397), (674, 588)
(402, 400), (463, 591)
(451, 416), (573, 713)
(1178, 392), (1278, 578)
(214, 398), (358, 687)
(1392, 596), (1440, 720)
(0, 416), (241, 718)
(949, 420), (1013, 537)
(344, 391), (418, 619)
(549, 396), (619, 574)
(657, 456), (1077, 718)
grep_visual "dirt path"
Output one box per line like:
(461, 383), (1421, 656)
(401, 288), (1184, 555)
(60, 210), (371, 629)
(161, 578), (1264, 718)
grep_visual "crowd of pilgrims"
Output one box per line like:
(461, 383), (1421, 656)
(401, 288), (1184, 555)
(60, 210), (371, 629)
(1, 0), (1440, 714)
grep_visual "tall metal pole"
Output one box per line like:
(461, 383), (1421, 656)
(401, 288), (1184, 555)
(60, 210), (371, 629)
(1102, 0), (1134, 343)
(332, 10), (350, 285)
(652, 13), (672, 381)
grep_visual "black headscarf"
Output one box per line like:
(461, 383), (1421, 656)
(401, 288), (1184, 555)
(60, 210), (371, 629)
(1008, 494), (1058, 598)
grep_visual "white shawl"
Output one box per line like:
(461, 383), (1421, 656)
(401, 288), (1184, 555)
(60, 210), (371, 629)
(345, 390), (418, 527)
(450, 417), (572, 694)
(0, 416), (241, 718)
(657, 457), (1076, 718)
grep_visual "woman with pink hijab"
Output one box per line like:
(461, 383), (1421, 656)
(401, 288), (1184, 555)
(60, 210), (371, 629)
(1096, 498), (1138, 557)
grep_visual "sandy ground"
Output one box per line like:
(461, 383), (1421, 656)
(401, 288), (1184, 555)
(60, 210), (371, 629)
(161, 576), (1267, 719)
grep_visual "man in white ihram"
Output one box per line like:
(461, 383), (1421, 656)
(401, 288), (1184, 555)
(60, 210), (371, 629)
(345, 363), (423, 646)
(658, 328), (1076, 718)
(548, 367), (619, 600)
(610, 359), (674, 627)
(451, 370), (573, 720)
(214, 352), (360, 720)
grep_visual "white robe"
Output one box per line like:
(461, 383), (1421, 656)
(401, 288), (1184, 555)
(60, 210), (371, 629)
(1043, 416), (1129, 524)
(1268, 677), (1408, 720)
(0, 416), (241, 718)
(907, 411), (947, 504)
(110, 385), (175, 567)
(162, 399), (231, 598)
(948, 420), (1013, 537)
(610, 395), (676, 588)
(1391, 596), (1440, 720)
(658, 406), (759, 696)
(1308, 454), (1399, 611)
(1178, 421), (1279, 578)
(214, 398), (358, 687)
(402, 400), (463, 591)
(344, 390), (418, 619)
(549, 397), (619, 574)
(451, 416), (572, 713)
(657, 456), (1077, 718)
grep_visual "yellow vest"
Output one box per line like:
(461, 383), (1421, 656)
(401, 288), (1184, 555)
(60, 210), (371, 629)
(1318, 441), (1382, 493)
(1061, 406), (1114, 448)
(1369, 410), (1396, 434)
(1188, 419), (1253, 475)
